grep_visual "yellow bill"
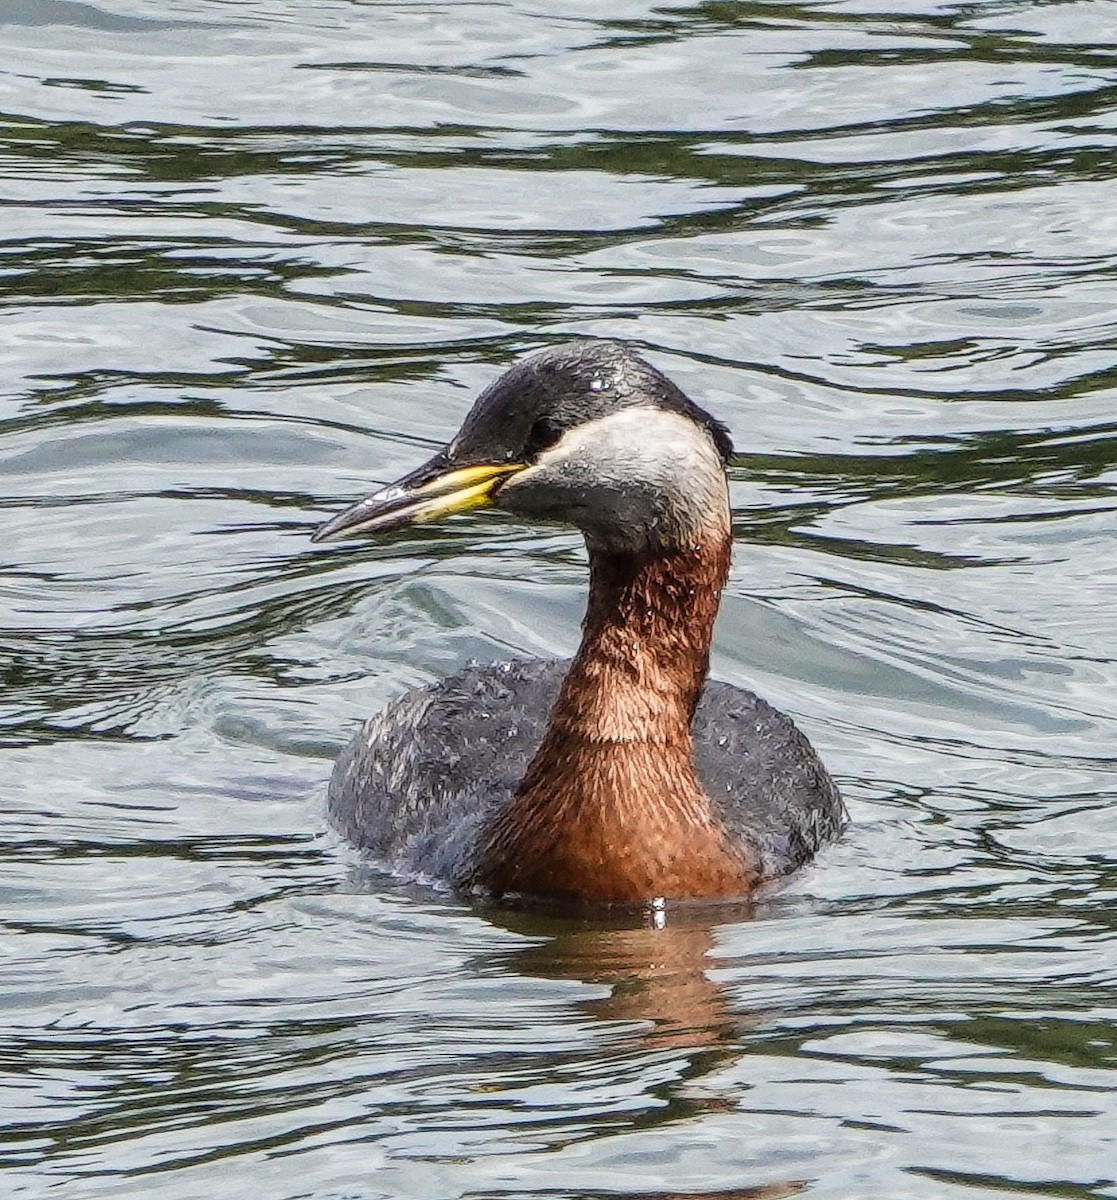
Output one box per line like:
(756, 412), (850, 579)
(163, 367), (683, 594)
(312, 461), (525, 543)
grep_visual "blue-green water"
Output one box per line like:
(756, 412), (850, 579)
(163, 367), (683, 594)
(3, 1), (1117, 1196)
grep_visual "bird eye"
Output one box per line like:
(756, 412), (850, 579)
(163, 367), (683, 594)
(524, 416), (563, 459)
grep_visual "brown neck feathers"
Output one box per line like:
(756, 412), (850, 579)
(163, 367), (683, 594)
(477, 530), (759, 903)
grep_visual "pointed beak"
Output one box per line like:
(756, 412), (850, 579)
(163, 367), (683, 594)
(312, 458), (526, 543)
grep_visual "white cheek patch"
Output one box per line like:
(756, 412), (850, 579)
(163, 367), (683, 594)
(536, 408), (715, 476)
(520, 407), (729, 547)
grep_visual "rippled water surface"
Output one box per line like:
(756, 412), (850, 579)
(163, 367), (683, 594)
(3, 0), (1117, 1196)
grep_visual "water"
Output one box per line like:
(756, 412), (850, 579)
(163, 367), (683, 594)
(3, 0), (1117, 1195)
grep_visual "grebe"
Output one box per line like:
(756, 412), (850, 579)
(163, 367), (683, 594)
(313, 340), (845, 904)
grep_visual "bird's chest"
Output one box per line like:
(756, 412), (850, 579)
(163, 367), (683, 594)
(476, 744), (757, 903)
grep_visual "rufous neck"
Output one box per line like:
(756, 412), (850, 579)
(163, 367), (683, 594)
(548, 530), (732, 744)
(476, 524), (750, 903)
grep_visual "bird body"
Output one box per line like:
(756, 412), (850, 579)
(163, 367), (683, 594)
(314, 341), (845, 904)
(329, 658), (841, 902)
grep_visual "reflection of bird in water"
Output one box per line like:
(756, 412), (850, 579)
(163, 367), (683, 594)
(489, 906), (807, 1200)
(314, 340), (845, 904)
(505, 904), (753, 1052)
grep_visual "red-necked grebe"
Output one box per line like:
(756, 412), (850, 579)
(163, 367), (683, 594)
(313, 340), (845, 904)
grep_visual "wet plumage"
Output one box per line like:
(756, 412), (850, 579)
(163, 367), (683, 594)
(328, 658), (842, 891)
(314, 340), (845, 904)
